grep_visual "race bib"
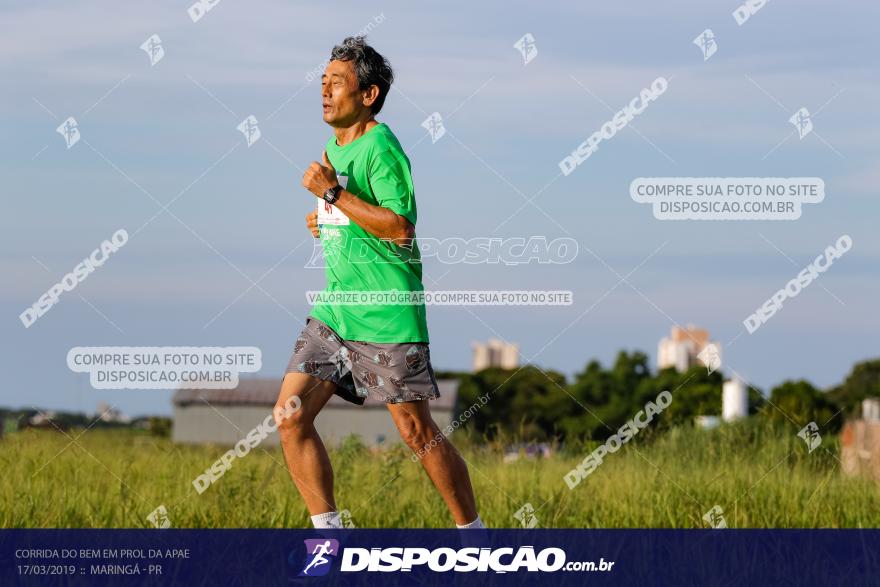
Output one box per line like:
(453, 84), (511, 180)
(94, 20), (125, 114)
(317, 175), (350, 226)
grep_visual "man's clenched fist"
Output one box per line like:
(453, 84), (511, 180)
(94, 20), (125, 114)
(306, 210), (319, 238)
(302, 151), (338, 198)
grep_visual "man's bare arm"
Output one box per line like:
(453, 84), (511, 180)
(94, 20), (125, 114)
(333, 189), (413, 244)
(302, 151), (414, 245)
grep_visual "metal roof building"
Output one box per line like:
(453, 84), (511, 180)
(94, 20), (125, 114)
(172, 377), (459, 447)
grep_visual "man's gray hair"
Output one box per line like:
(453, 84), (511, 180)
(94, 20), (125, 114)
(330, 36), (394, 114)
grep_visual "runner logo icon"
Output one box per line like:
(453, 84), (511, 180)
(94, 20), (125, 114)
(300, 538), (340, 577)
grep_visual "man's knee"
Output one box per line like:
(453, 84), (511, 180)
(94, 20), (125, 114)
(274, 373), (335, 442)
(396, 412), (438, 450)
(274, 394), (311, 441)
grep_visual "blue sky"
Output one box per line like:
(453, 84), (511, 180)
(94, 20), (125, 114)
(2, 0), (878, 417)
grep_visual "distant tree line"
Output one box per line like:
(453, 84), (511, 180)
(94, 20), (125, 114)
(0, 409), (172, 437)
(442, 354), (880, 443)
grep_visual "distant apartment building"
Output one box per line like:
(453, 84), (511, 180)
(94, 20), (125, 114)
(472, 339), (519, 372)
(657, 325), (720, 373)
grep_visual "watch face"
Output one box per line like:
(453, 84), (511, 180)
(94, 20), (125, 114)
(323, 186), (340, 203)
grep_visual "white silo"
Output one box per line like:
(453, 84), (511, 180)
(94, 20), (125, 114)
(863, 398), (880, 422)
(722, 378), (748, 422)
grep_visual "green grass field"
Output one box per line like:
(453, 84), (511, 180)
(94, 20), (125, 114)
(2, 422), (877, 528)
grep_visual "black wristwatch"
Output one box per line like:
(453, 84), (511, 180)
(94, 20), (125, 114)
(322, 185), (342, 205)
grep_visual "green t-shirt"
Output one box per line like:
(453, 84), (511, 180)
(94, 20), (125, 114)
(310, 123), (429, 343)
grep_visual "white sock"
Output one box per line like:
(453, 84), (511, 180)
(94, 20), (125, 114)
(456, 514), (486, 529)
(311, 511), (342, 529)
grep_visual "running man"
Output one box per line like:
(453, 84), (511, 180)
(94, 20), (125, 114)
(301, 540), (335, 575)
(275, 37), (484, 530)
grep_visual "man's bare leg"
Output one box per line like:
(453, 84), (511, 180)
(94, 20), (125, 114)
(275, 372), (339, 516)
(387, 400), (479, 526)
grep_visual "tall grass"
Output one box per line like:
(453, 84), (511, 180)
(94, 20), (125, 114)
(1, 421), (876, 528)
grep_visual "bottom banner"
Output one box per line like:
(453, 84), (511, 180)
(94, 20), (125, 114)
(1, 529), (876, 585)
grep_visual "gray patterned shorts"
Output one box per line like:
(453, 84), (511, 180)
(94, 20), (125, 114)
(285, 317), (440, 405)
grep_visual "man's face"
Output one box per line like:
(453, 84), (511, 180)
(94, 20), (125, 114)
(321, 59), (369, 126)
